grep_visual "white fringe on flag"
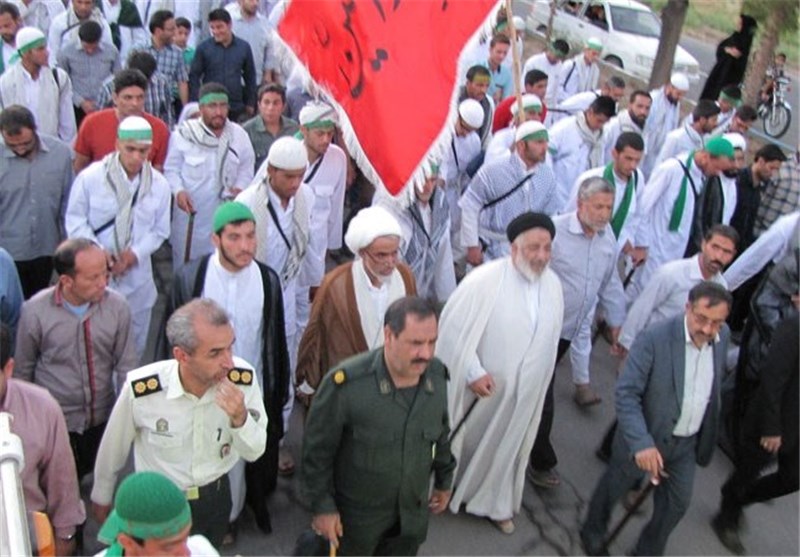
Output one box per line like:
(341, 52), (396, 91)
(272, 0), (503, 207)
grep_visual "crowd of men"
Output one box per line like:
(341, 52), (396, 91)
(0, 2), (798, 556)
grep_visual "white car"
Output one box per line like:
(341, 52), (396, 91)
(524, 0), (701, 82)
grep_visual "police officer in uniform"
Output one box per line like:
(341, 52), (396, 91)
(301, 296), (456, 556)
(90, 298), (268, 548)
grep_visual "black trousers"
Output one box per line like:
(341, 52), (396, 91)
(528, 338), (571, 471)
(189, 474), (232, 549)
(14, 256), (53, 299)
(719, 418), (799, 527)
(69, 422), (107, 479)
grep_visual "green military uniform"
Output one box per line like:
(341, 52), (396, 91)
(301, 347), (456, 556)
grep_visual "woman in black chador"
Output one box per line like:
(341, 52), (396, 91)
(700, 14), (758, 100)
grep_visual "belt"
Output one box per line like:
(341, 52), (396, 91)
(185, 475), (227, 501)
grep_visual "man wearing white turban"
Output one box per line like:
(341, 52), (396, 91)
(295, 206), (417, 403)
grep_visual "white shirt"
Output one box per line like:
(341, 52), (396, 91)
(203, 252), (265, 386)
(556, 54), (599, 103)
(673, 318), (715, 437)
(65, 161), (171, 307)
(521, 52), (561, 106)
(1, 41), (15, 70)
(548, 115), (599, 211)
(90, 357), (268, 506)
(619, 255), (726, 350)
(47, 8), (114, 67)
(724, 211), (799, 291)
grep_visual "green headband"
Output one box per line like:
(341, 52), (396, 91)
(495, 21), (508, 32)
(117, 129), (153, 142)
(303, 119), (336, 130)
(586, 39), (603, 52)
(199, 92), (229, 105)
(522, 130), (548, 142)
(719, 91), (742, 107)
(18, 37), (45, 55)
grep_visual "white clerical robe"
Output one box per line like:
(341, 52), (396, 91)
(165, 121), (255, 271)
(65, 161), (170, 355)
(441, 131), (481, 260)
(628, 154), (705, 302)
(654, 123), (705, 169)
(436, 258), (563, 520)
(522, 52), (561, 106)
(556, 55), (599, 104)
(642, 87), (681, 177)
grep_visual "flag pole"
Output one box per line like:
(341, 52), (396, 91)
(505, 0), (525, 122)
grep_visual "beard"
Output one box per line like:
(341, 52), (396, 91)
(512, 252), (544, 282)
(630, 112), (646, 128)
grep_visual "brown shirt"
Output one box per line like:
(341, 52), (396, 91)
(0, 379), (86, 536)
(14, 285), (138, 432)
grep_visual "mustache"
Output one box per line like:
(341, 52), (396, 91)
(411, 358), (429, 365)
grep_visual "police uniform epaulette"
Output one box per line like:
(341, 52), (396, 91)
(131, 373), (162, 398)
(228, 367), (254, 386)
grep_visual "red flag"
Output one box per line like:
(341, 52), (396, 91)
(278, 0), (497, 196)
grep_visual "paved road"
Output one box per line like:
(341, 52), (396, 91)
(680, 35), (799, 146)
(222, 337), (799, 556)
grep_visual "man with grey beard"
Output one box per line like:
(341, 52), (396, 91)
(527, 177), (626, 489)
(436, 212), (563, 534)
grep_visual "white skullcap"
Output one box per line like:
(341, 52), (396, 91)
(512, 16), (525, 31)
(515, 120), (548, 142)
(117, 116), (152, 144)
(298, 101), (337, 127)
(510, 94), (543, 116)
(267, 136), (308, 170)
(723, 132), (746, 151)
(344, 206), (402, 253)
(458, 99), (484, 129)
(670, 72), (690, 91)
(16, 27), (46, 54)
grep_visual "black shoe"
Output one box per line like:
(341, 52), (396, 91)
(253, 503), (273, 535)
(580, 529), (610, 556)
(712, 513), (745, 555)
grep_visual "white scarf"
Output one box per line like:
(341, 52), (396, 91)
(178, 118), (233, 197)
(103, 151), (153, 255)
(617, 109), (643, 135)
(251, 179), (310, 284)
(575, 111), (604, 170)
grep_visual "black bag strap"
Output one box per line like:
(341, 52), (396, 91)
(482, 172), (534, 210)
(92, 187), (140, 236)
(562, 60), (577, 89)
(303, 152), (325, 184)
(677, 158), (700, 199)
(266, 199), (292, 250)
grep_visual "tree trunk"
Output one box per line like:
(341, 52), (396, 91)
(741, 5), (784, 105)
(648, 0), (689, 90)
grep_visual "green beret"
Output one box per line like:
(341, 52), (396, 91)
(213, 201), (255, 233)
(97, 472), (191, 556)
(705, 136), (735, 160)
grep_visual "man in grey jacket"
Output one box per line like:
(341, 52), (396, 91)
(581, 281), (731, 556)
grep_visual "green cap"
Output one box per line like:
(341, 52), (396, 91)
(586, 37), (603, 52)
(97, 472), (191, 557)
(213, 201), (255, 233)
(704, 136), (735, 160)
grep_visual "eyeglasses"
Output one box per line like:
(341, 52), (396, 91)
(363, 248), (399, 264)
(689, 307), (726, 329)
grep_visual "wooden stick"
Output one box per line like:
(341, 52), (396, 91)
(183, 212), (195, 264)
(504, 0), (525, 121)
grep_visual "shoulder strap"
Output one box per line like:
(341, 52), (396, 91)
(51, 67), (62, 91)
(303, 152), (325, 184)
(91, 187), (140, 236)
(482, 171), (534, 210)
(562, 60), (577, 88)
(266, 199), (292, 250)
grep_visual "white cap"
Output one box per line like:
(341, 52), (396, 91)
(266, 136), (308, 170)
(15, 26), (46, 54)
(512, 16), (525, 31)
(515, 120), (548, 143)
(117, 116), (152, 144)
(723, 132), (746, 151)
(344, 206), (402, 253)
(458, 99), (484, 129)
(670, 72), (690, 91)
(298, 101), (337, 127)
(510, 94), (543, 116)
